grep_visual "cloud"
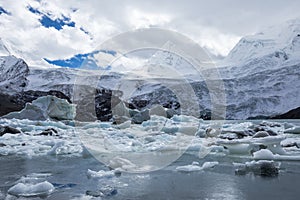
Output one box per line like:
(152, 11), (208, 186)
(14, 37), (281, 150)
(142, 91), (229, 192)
(126, 7), (172, 29)
(0, 0), (299, 67)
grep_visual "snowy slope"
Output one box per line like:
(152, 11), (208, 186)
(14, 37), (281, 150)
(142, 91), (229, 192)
(225, 19), (300, 65)
(145, 42), (198, 79)
(215, 19), (300, 118)
(0, 19), (299, 120)
(0, 55), (29, 94)
(131, 19), (300, 119)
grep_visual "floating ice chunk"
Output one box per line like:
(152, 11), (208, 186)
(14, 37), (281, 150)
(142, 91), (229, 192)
(281, 138), (300, 148)
(178, 126), (198, 136)
(144, 136), (155, 143)
(252, 131), (270, 138)
(284, 122), (294, 129)
(176, 161), (219, 172)
(87, 169), (115, 179)
(47, 141), (65, 155)
(284, 126), (300, 134)
(218, 135), (286, 155)
(149, 105), (167, 117)
(108, 157), (137, 171)
(201, 161), (219, 169)
(161, 126), (179, 134)
(8, 181), (54, 197)
(86, 185), (118, 197)
(16, 173), (52, 186)
(253, 149), (275, 159)
(171, 115), (194, 122)
(195, 129), (206, 137)
(176, 163), (202, 172)
(83, 122), (112, 129)
(71, 195), (95, 200)
(115, 120), (131, 129)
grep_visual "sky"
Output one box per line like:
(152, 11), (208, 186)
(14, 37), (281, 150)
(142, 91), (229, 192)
(0, 0), (300, 67)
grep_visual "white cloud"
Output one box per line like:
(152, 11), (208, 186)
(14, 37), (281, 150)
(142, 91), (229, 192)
(127, 7), (172, 29)
(0, 0), (299, 67)
(170, 23), (241, 57)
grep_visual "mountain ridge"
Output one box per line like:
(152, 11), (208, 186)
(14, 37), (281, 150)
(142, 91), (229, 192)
(0, 19), (299, 120)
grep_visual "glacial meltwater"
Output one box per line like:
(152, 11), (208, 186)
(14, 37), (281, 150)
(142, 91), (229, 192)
(0, 118), (300, 200)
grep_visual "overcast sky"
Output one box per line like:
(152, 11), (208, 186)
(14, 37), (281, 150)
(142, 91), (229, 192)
(0, 0), (300, 66)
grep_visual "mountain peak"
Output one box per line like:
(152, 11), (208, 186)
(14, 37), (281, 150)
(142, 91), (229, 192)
(225, 18), (300, 64)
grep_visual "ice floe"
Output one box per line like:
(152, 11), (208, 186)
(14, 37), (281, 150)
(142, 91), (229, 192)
(7, 173), (54, 198)
(8, 181), (54, 197)
(176, 161), (219, 172)
(0, 116), (300, 169)
(87, 169), (116, 179)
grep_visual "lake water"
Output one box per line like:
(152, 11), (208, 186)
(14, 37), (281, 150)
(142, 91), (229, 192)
(0, 119), (300, 200)
(1, 148), (300, 199)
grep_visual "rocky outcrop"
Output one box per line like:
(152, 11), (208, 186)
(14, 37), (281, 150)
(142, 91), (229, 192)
(0, 125), (21, 136)
(272, 107), (300, 119)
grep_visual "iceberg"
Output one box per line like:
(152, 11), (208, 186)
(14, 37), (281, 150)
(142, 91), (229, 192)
(4, 95), (76, 121)
(8, 181), (54, 197)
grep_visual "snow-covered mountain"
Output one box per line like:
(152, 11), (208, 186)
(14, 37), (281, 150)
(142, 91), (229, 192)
(225, 19), (300, 65)
(0, 19), (299, 120)
(215, 19), (300, 118)
(0, 55), (29, 94)
(130, 19), (300, 119)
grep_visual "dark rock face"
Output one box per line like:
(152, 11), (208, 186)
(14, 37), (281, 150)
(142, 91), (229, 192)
(23, 90), (71, 103)
(38, 128), (58, 136)
(235, 161), (279, 177)
(259, 162), (279, 177)
(0, 93), (24, 116)
(94, 88), (122, 122)
(129, 86), (181, 110)
(272, 107), (300, 119)
(73, 85), (123, 122)
(0, 126), (21, 136)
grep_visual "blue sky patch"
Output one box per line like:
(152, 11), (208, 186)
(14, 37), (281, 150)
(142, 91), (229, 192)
(28, 6), (75, 30)
(44, 50), (116, 69)
(0, 6), (10, 15)
(40, 15), (75, 30)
